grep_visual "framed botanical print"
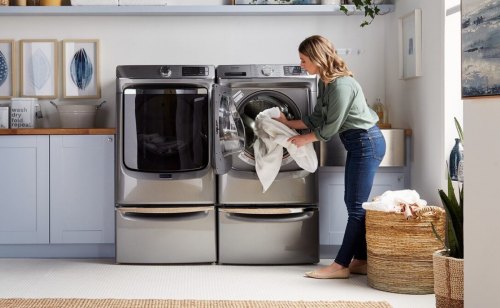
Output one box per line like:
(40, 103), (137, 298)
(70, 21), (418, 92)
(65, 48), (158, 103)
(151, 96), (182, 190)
(20, 39), (58, 99)
(0, 40), (15, 99)
(63, 40), (100, 99)
(462, 0), (500, 98)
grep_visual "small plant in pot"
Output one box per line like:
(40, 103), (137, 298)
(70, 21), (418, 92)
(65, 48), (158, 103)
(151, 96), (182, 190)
(431, 117), (464, 308)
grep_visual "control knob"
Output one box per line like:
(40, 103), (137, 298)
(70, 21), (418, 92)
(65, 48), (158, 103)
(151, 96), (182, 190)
(159, 66), (172, 77)
(261, 65), (274, 76)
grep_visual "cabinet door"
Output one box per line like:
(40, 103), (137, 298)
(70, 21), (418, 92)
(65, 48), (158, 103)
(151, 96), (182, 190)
(319, 172), (404, 246)
(0, 136), (49, 244)
(50, 135), (115, 244)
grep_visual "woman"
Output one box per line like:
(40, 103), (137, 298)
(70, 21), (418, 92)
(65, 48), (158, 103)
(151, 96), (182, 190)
(274, 35), (386, 279)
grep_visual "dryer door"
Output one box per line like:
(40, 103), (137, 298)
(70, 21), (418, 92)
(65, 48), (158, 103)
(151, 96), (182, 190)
(212, 84), (245, 175)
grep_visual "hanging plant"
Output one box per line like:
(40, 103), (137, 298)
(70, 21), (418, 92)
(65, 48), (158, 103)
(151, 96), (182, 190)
(340, 0), (391, 27)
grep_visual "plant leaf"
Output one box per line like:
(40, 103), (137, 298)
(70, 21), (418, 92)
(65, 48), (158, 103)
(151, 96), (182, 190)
(431, 222), (448, 252)
(439, 189), (463, 258)
(455, 117), (464, 146)
(447, 220), (457, 257)
(340, 5), (349, 14)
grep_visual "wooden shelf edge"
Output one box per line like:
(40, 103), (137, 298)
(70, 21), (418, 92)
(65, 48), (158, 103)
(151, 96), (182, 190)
(0, 128), (116, 135)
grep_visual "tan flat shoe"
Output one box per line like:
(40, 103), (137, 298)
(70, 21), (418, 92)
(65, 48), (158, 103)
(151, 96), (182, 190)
(349, 264), (367, 275)
(304, 268), (350, 279)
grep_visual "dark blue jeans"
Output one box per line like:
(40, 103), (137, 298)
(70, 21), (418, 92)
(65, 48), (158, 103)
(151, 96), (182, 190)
(335, 126), (386, 267)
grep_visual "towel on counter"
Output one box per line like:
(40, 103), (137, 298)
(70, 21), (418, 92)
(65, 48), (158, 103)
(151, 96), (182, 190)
(362, 190), (428, 220)
(253, 107), (318, 193)
(71, 0), (119, 5)
(119, 0), (167, 5)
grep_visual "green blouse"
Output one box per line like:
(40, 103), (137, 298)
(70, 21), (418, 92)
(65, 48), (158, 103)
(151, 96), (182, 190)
(302, 76), (378, 142)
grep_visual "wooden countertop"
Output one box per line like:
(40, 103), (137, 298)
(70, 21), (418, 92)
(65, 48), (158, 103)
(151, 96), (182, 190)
(0, 128), (116, 135)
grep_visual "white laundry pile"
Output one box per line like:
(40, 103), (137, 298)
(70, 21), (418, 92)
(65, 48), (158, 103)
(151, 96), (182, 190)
(253, 107), (318, 192)
(362, 190), (428, 220)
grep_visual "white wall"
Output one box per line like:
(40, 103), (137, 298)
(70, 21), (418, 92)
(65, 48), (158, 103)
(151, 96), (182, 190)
(384, 0), (445, 205)
(0, 14), (386, 129)
(464, 99), (500, 307)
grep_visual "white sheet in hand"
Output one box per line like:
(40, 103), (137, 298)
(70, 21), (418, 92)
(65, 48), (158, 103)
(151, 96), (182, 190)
(253, 107), (318, 192)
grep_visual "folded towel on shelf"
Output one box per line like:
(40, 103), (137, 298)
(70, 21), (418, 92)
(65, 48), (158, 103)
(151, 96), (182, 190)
(253, 107), (318, 193)
(362, 190), (428, 220)
(119, 0), (167, 5)
(71, 0), (119, 5)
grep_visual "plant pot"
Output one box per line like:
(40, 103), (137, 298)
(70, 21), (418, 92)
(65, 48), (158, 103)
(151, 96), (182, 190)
(433, 250), (464, 308)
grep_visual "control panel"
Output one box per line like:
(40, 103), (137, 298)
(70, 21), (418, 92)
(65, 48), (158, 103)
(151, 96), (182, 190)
(182, 66), (210, 77)
(283, 66), (307, 76)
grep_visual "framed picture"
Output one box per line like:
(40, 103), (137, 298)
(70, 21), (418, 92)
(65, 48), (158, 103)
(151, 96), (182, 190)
(20, 40), (58, 99)
(0, 40), (15, 99)
(461, 0), (500, 99)
(63, 40), (100, 99)
(398, 9), (422, 80)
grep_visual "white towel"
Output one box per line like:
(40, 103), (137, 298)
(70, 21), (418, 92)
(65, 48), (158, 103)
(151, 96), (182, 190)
(362, 190), (428, 219)
(253, 107), (318, 192)
(119, 0), (167, 5)
(71, 0), (119, 5)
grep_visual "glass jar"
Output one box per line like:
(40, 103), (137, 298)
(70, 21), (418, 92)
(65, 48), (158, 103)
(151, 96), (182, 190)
(27, 0), (39, 5)
(372, 99), (386, 124)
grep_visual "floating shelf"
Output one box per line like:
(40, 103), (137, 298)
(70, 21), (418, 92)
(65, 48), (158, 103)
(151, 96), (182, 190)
(0, 5), (394, 16)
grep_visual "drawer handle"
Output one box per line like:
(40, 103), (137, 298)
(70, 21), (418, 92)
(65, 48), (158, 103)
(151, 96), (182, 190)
(117, 206), (214, 214)
(219, 208), (316, 215)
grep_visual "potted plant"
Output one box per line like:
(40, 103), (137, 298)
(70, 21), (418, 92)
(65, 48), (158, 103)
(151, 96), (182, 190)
(340, 0), (390, 27)
(431, 117), (464, 308)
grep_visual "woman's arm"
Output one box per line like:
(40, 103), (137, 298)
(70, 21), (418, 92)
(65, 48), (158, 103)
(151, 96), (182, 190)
(274, 111), (309, 130)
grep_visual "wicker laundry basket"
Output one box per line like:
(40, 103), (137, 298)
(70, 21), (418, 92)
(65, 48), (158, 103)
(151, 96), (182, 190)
(366, 206), (446, 294)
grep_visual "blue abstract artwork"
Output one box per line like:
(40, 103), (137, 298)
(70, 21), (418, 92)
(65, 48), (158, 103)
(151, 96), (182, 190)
(0, 51), (8, 88)
(462, 0), (500, 98)
(70, 48), (93, 90)
(28, 49), (51, 90)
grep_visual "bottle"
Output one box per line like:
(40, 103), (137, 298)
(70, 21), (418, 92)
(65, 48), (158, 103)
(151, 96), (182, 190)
(372, 99), (386, 124)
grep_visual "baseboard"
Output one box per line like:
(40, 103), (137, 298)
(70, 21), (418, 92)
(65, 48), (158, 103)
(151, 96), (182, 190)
(0, 244), (115, 258)
(320, 245), (340, 259)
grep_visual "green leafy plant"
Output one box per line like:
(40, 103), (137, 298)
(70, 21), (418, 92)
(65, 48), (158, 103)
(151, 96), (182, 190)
(432, 117), (464, 259)
(340, 0), (391, 27)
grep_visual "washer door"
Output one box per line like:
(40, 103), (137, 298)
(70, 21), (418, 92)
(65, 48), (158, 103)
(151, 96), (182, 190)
(212, 84), (246, 175)
(236, 90), (302, 168)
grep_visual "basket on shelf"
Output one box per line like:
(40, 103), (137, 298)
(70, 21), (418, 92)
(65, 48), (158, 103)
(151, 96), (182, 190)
(366, 206), (446, 294)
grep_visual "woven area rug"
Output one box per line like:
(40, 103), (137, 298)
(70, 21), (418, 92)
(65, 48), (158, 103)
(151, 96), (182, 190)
(0, 299), (393, 308)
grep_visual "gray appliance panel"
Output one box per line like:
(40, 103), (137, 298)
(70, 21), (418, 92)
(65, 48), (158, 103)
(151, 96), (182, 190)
(115, 207), (216, 264)
(116, 76), (216, 205)
(218, 207), (319, 265)
(218, 169), (318, 205)
(320, 129), (406, 167)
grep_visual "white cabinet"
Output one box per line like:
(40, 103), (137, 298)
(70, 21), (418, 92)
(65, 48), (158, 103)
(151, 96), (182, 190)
(50, 135), (115, 244)
(0, 136), (49, 244)
(319, 171), (404, 246)
(0, 134), (114, 245)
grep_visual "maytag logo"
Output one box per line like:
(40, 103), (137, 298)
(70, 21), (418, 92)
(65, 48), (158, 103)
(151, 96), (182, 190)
(159, 174), (172, 179)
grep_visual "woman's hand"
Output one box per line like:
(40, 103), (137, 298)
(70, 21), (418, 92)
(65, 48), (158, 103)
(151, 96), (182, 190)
(273, 111), (288, 124)
(288, 133), (316, 148)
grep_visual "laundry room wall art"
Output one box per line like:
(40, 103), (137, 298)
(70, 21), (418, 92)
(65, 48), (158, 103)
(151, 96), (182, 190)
(461, 0), (500, 98)
(20, 40), (58, 99)
(0, 40), (15, 99)
(63, 39), (100, 99)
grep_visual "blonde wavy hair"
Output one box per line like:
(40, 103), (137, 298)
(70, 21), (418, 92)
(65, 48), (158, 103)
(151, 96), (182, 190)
(299, 35), (354, 83)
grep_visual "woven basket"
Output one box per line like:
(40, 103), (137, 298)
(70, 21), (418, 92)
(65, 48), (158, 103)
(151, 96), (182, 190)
(366, 206), (446, 294)
(433, 250), (464, 308)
